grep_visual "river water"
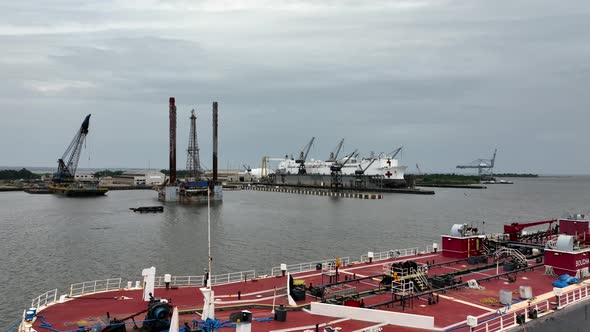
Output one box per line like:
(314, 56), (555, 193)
(1, 176), (589, 325)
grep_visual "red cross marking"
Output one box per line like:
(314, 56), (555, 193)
(387, 159), (391, 166)
(385, 171), (392, 178)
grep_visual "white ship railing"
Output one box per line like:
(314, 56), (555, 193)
(425, 244), (439, 253)
(69, 278), (122, 297)
(154, 275), (205, 288)
(360, 247), (419, 263)
(210, 270), (256, 285)
(31, 289), (57, 310)
(472, 285), (590, 332)
(153, 270), (255, 288)
(271, 257), (350, 276)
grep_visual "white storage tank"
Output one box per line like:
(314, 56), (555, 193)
(556, 235), (574, 252)
(450, 224), (465, 237)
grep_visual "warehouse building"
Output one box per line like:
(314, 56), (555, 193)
(75, 173), (95, 182)
(112, 170), (165, 186)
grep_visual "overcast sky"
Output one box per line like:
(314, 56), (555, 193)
(1, 0), (589, 174)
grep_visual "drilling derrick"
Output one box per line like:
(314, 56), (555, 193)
(186, 110), (201, 180)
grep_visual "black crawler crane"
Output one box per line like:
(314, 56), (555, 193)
(53, 114), (91, 183)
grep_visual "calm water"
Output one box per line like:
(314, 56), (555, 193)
(1, 177), (589, 325)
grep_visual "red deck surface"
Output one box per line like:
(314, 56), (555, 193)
(30, 252), (564, 332)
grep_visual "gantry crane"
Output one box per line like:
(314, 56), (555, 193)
(53, 114), (91, 183)
(456, 149), (497, 180)
(330, 149), (357, 191)
(295, 137), (315, 174)
(260, 156), (286, 177)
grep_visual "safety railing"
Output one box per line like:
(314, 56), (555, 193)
(154, 275), (205, 288)
(271, 257), (350, 276)
(559, 285), (590, 307)
(360, 247), (419, 263)
(425, 245), (438, 253)
(472, 285), (590, 332)
(69, 278), (122, 297)
(472, 304), (547, 332)
(210, 270), (256, 285)
(31, 289), (57, 310)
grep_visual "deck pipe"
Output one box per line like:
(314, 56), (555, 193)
(368, 263), (543, 309)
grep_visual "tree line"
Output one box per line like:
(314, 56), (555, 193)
(0, 168), (42, 180)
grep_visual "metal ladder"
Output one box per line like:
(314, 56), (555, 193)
(412, 266), (430, 291)
(481, 240), (491, 255)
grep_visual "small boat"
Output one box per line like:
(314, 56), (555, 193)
(24, 185), (52, 194)
(130, 206), (164, 213)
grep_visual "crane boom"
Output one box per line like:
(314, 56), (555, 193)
(330, 149), (358, 172)
(490, 148), (497, 167)
(296, 137), (315, 163)
(355, 157), (377, 175)
(504, 219), (557, 241)
(53, 114), (91, 183)
(387, 146), (403, 159)
(342, 149), (358, 166)
(327, 139), (344, 162)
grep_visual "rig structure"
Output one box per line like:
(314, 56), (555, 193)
(186, 110), (201, 180)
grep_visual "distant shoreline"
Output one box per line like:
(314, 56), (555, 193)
(0, 186), (153, 192)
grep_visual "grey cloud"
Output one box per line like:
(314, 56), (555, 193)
(0, 0), (589, 174)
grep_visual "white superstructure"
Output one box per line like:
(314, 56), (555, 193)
(276, 154), (407, 180)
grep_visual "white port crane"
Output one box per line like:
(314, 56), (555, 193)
(456, 149), (497, 180)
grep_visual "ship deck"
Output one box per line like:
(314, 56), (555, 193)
(25, 251), (589, 332)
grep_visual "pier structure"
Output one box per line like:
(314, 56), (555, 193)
(244, 185), (383, 199)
